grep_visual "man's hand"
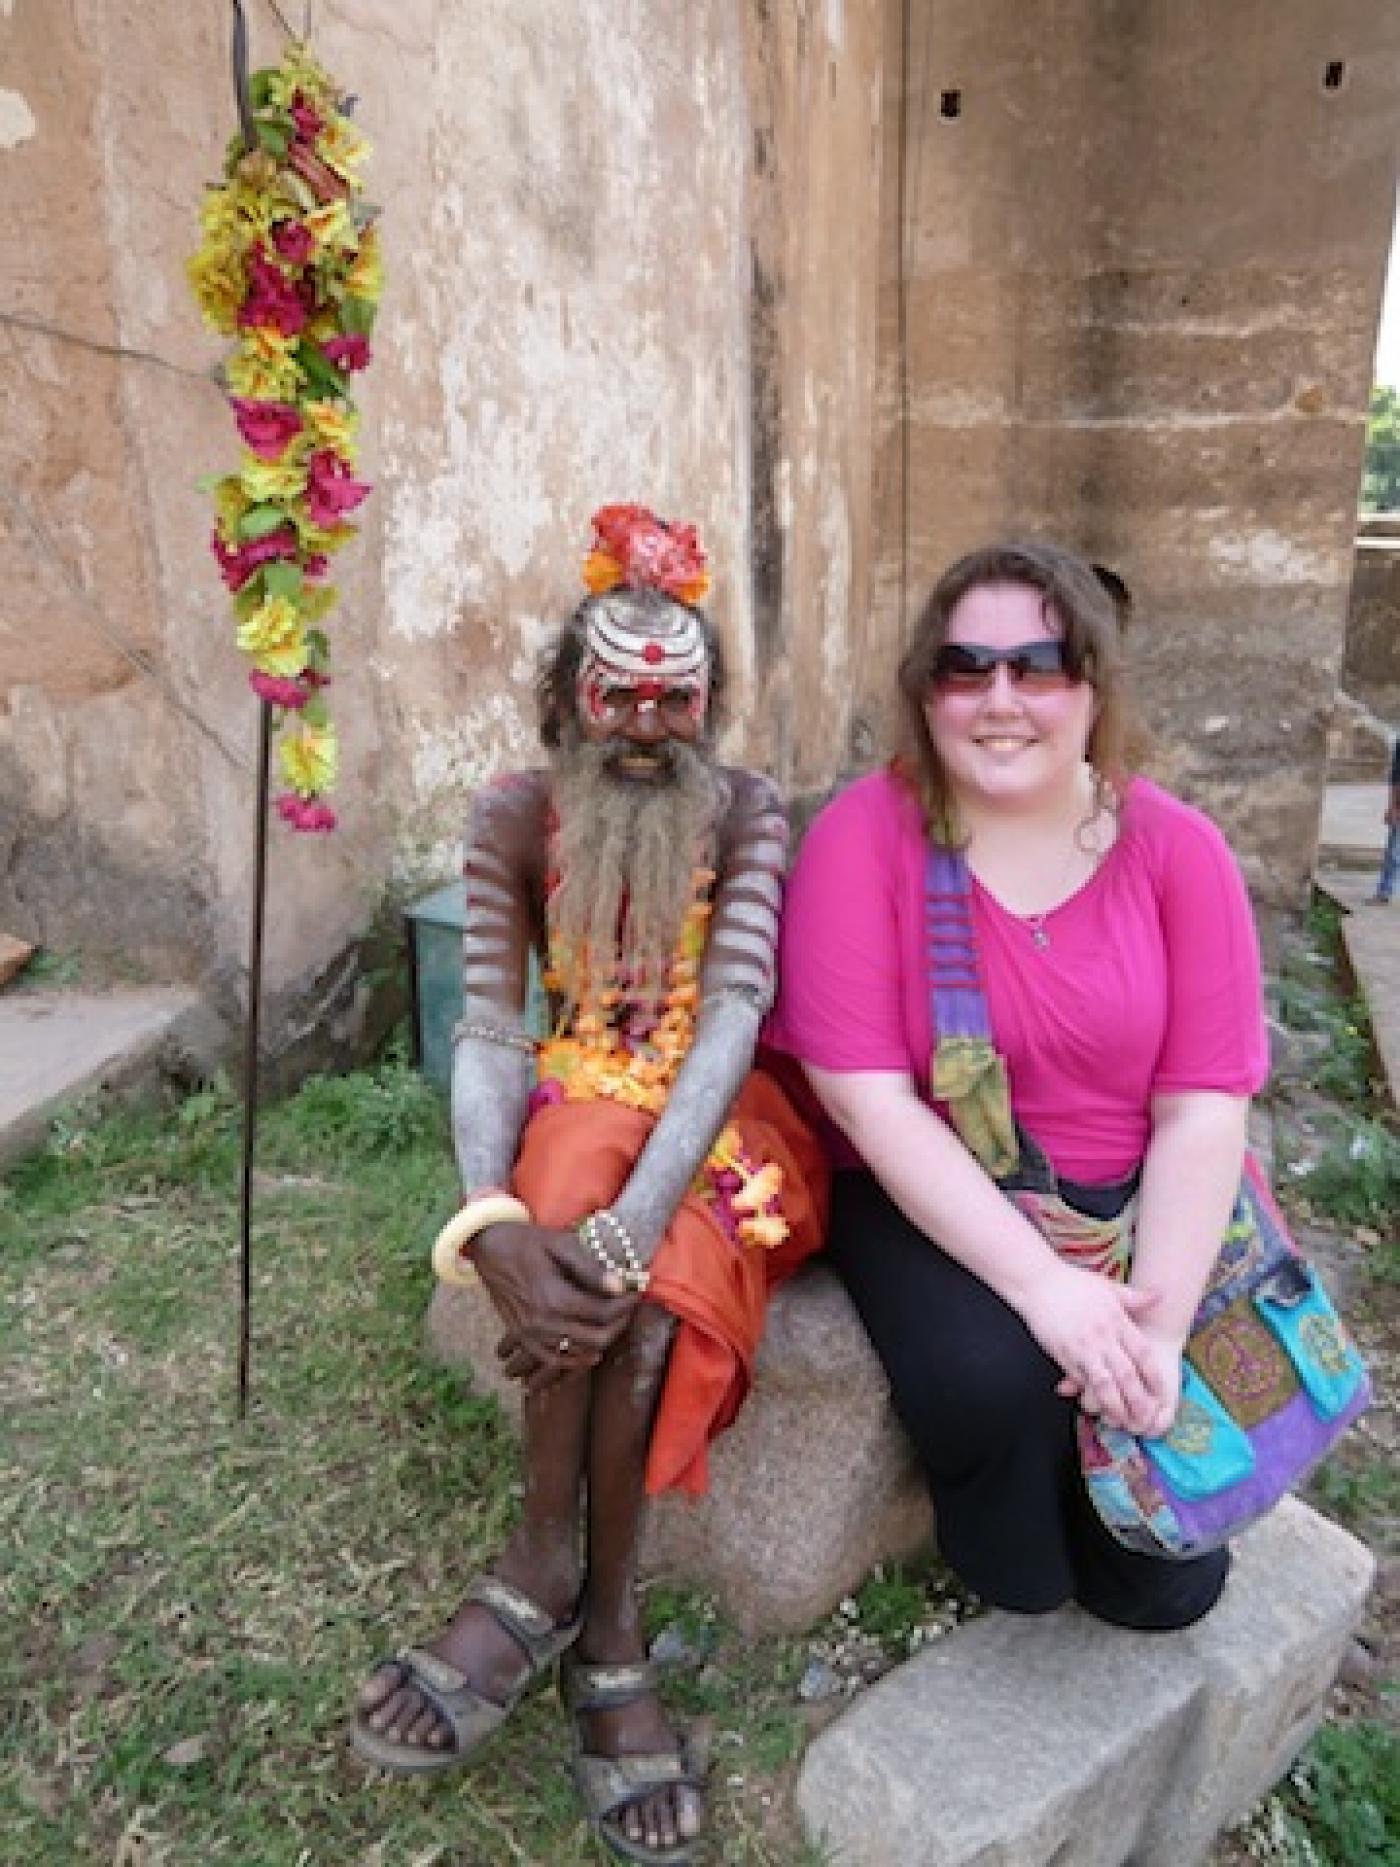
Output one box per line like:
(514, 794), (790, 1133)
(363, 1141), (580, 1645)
(1019, 1262), (1175, 1437)
(473, 1220), (638, 1392)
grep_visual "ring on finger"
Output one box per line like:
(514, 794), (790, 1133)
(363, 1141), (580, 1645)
(556, 1335), (571, 1355)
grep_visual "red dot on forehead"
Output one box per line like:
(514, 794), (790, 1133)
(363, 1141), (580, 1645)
(636, 679), (666, 700)
(642, 642), (665, 664)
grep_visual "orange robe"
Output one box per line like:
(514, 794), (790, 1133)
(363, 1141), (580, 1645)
(511, 1070), (828, 1497)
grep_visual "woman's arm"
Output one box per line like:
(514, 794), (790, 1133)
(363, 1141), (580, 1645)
(807, 1064), (1168, 1432)
(1098, 1089), (1249, 1435)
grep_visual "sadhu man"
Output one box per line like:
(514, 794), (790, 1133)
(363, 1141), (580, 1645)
(351, 505), (824, 1864)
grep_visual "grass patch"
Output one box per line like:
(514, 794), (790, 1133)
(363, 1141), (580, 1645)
(0, 1061), (833, 1865)
(1279, 1722), (1400, 1864)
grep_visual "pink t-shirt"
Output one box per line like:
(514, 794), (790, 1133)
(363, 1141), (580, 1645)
(766, 769), (1268, 1182)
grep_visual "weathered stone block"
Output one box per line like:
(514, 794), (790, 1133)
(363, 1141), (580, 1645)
(795, 1496), (1374, 1867)
(426, 1262), (933, 1635)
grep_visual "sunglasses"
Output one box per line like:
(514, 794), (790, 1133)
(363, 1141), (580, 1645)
(929, 640), (1082, 693)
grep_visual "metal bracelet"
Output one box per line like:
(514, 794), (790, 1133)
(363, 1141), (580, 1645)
(452, 1018), (537, 1055)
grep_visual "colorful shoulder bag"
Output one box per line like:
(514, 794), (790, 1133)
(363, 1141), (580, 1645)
(925, 844), (1372, 1560)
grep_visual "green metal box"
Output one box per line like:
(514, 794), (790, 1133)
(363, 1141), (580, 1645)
(403, 881), (545, 1093)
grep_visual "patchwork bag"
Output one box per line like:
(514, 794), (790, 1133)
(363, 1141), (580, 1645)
(925, 845), (1372, 1560)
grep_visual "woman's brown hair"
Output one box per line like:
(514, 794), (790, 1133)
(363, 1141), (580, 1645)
(895, 540), (1139, 840)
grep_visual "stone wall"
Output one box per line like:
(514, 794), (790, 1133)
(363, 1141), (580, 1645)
(2, 1), (1398, 1047)
(0, 1), (882, 1036)
(1345, 538), (1400, 717)
(870, 0), (1400, 901)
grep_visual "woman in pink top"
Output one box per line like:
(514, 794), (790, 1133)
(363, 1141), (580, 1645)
(767, 541), (1268, 1627)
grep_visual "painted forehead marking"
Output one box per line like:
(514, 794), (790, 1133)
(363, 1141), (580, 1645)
(582, 599), (707, 682)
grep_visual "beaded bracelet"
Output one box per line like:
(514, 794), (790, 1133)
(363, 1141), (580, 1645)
(452, 1018), (537, 1056)
(577, 1210), (649, 1292)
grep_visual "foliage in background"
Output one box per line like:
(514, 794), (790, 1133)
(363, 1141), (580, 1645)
(1360, 382), (1400, 513)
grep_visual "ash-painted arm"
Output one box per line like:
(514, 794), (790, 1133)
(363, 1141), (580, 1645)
(610, 772), (788, 1258)
(449, 775), (545, 1194)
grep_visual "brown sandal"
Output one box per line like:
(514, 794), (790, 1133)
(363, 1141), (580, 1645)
(349, 1575), (581, 1775)
(562, 1654), (705, 1865)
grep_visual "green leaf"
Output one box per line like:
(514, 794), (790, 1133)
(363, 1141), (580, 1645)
(239, 504), (290, 541)
(255, 118), (291, 160)
(339, 296), (377, 338)
(249, 71), (274, 110)
(307, 629), (330, 661)
(302, 694), (329, 729)
(297, 343), (348, 399)
(262, 561), (305, 601)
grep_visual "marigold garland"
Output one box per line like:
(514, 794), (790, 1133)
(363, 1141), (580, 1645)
(534, 871), (788, 1250)
(187, 42), (381, 833)
(582, 504), (711, 607)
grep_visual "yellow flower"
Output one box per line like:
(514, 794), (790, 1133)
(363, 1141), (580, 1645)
(213, 476), (251, 538)
(344, 224), (383, 302)
(186, 243), (245, 334)
(299, 519), (358, 556)
(306, 199), (356, 254)
(240, 449), (309, 504)
(303, 398), (360, 454)
(738, 1214), (789, 1250)
(280, 719), (339, 796)
(236, 594), (307, 677)
(226, 328), (301, 401)
(317, 113), (370, 182)
(300, 583), (340, 624)
(732, 1163), (785, 1215)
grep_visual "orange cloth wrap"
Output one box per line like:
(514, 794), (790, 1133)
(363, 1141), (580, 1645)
(510, 1071), (828, 1498)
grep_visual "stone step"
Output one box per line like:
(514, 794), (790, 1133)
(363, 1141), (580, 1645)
(795, 1498), (1374, 1867)
(0, 985), (212, 1169)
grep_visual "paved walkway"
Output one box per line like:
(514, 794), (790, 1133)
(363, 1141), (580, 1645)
(1315, 782), (1398, 1110)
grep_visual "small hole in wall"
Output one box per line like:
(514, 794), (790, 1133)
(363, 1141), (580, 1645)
(940, 89), (962, 121)
(1323, 60), (1346, 92)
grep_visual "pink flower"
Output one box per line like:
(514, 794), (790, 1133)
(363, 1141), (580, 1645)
(210, 523), (299, 592)
(231, 397), (304, 460)
(304, 553), (330, 580)
(276, 792), (338, 833)
(249, 671), (311, 709)
(291, 94), (324, 140)
(306, 449), (371, 527)
(528, 1079), (566, 1115)
(272, 219), (314, 266)
(323, 333), (371, 372)
(239, 248), (309, 337)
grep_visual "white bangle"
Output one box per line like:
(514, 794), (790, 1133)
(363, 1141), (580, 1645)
(432, 1192), (532, 1286)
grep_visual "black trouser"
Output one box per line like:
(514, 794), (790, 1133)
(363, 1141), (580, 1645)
(829, 1170), (1230, 1631)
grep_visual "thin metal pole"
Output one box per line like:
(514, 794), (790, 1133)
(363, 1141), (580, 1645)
(237, 698), (273, 1418)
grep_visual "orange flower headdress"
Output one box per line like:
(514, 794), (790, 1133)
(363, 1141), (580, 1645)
(582, 504), (711, 607)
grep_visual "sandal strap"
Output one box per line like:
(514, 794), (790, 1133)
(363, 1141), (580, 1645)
(562, 1656), (659, 1713)
(465, 1574), (580, 1668)
(392, 1647), (506, 1752)
(574, 1748), (703, 1824)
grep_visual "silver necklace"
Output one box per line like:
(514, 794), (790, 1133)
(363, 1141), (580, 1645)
(1023, 912), (1052, 951)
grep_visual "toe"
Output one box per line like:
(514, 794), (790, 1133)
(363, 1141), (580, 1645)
(402, 1704), (443, 1749)
(357, 1661), (403, 1713)
(675, 1786), (703, 1840)
(376, 1685), (419, 1738)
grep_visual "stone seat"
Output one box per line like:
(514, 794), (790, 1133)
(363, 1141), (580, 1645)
(796, 1496), (1374, 1867)
(426, 1261), (933, 1635)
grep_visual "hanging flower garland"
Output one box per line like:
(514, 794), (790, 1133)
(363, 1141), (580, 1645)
(187, 42), (381, 832)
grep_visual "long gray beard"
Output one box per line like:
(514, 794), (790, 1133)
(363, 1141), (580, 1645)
(549, 739), (727, 1005)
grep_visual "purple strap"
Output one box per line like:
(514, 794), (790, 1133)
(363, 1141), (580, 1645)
(925, 844), (993, 1042)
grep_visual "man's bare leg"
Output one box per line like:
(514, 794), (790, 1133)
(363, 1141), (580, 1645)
(572, 1303), (703, 1854)
(357, 1370), (591, 1753)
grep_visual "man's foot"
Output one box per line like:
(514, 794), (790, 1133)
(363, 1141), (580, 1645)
(563, 1648), (704, 1863)
(350, 1565), (580, 1774)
